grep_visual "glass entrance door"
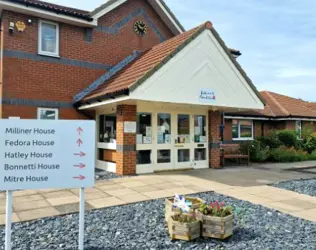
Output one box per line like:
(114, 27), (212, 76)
(192, 115), (208, 169)
(175, 114), (193, 169)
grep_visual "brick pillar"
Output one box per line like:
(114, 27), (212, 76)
(116, 105), (137, 176)
(209, 111), (221, 169)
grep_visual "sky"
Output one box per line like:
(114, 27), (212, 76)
(47, 0), (316, 101)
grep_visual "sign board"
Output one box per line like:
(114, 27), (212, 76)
(124, 121), (136, 133)
(199, 88), (216, 103)
(0, 119), (96, 191)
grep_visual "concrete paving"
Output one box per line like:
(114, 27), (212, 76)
(1, 161), (316, 225)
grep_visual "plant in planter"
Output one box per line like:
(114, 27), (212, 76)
(196, 201), (234, 239)
(168, 213), (201, 241)
(165, 195), (205, 222)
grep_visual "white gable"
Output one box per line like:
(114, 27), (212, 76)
(130, 29), (264, 110)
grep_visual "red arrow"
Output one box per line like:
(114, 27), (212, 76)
(74, 152), (86, 157)
(74, 163), (86, 169)
(73, 175), (85, 181)
(77, 127), (83, 136)
(77, 138), (83, 147)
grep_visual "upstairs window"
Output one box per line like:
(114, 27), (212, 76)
(232, 119), (253, 140)
(37, 108), (58, 120)
(39, 20), (59, 57)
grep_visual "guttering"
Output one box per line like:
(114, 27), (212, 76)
(0, 1), (97, 27)
(224, 115), (316, 122)
(77, 95), (130, 110)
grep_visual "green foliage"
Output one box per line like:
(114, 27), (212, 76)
(171, 213), (197, 223)
(301, 127), (313, 140)
(303, 132), (316, 154)
(277, 130), (299, 148)
(198, 202), (233, 217)
(240, 140), (269, 162)
(307, 150), (316, 160)
(257, 131), (282, 149)
(270, 146), (308, 162)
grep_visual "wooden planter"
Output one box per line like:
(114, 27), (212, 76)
(168, 216), (201, 241)
(196, 211), (234, 239)
(165, 197), (205, 222)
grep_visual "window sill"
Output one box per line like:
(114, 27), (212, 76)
(38, 52), (60, 58)
(232, 138), (254, 141)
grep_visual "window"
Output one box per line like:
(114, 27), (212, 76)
(232, 120), (253, 140)
(296, 120), (302, 139)
(194, 115), (206, 143)
(37, 108), (58, 120)
(99, 115), (116, 143)
(137, 150), (151, 165)
(178, 149), (190, 162)
(177, 114), (190, 143)
(195, 148), (206, 161)
(137, 113), (152, 144)
(157, 150), (171, 163)
(39, 20), (59, 57)
(157, 113), (171, 144)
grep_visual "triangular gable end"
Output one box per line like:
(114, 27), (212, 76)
(129, 27), (265, 110)
(90, 0), (184, 35)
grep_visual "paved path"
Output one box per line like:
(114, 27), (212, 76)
(1, 170), (316, 225)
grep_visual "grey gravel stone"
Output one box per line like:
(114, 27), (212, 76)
(94, 169), (137, 181)
(0, 192), (315, 250)
(272, 178), (316, 197)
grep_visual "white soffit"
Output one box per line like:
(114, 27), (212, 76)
(130, 29), (264, 110)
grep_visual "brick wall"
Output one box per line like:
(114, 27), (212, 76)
(303, 121), (316, 132)
(116, 105), (137, 175)
(209, 111), (221, 168)
(1, 0), (174, 119)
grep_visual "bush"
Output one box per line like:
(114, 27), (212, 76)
(270, 146), (308, 162)
(303, 132), (316, 154)
(308, 150), (316, 160)
(277, 130), (299, 148)
(240, 140), (269, 162)
(257, 131), (283, 149)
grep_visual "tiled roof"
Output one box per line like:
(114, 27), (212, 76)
(5, 0), (92, 20)
(80, 22), (263, 103)
(228, 91), (316, 118)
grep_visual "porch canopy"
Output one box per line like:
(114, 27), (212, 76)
(76, 21), (265, 112)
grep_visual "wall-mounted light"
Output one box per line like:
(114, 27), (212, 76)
(9, 22), (15, 34)
(27, 19), (32, 25)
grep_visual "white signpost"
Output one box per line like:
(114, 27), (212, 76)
(0, 119), (96, 250)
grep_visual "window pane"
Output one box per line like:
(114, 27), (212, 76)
(178, 114), (190, 143)
(195, 148), (206, 161)
(41, 22), (57, 53)
(137, 113), (152, 144)
(157, 113), (171, 144)
(157, 150), (171, 163)
(194, 115), (206, 143)
(99, 115), (116, 143)
(39, 109), (57, 120)
(240, 120), (252, 138)
(137, 150), (151, 165)
(178, 149), (190, 162)
(232, 120), (239, 139)
(296, 121), (302, 138)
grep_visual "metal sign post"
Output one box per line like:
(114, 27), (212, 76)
(5, 190), (12, 250)
(0, 119), (95, 250)
(79, 187), (85, 250)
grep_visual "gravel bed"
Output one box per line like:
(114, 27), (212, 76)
(94, 169), (137, 181)
(272, 178), (316, 197)
(1, 192), (316, 250)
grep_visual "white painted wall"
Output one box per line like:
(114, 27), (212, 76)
(130, 29), (264, 110)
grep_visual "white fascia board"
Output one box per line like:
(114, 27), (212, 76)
(154, 0), (183, 34)
(273, 118), (316, 121)
(91, 0), (128, 20)
(224, 116), (270, 120)
(78, 96), (130, 110)
(0, 1), (97, 27)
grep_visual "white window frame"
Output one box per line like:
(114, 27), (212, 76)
(38, 20), (60, 57)
(232, 119), (254, 140)
(296, 120), (302, 139)
(37, 108), (59, 120)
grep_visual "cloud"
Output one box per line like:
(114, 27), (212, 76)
(277, 68), (316, 78)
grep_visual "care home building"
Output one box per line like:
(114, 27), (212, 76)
(0, 0), (265, 175)
(224, 91), (316, 142)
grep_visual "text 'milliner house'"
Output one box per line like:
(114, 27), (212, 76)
(0, 0), (264, 175)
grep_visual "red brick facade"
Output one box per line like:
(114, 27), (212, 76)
(0, 0), (174, 119)
(209, 111), (221, 168)
(116, 105), (137, 176)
